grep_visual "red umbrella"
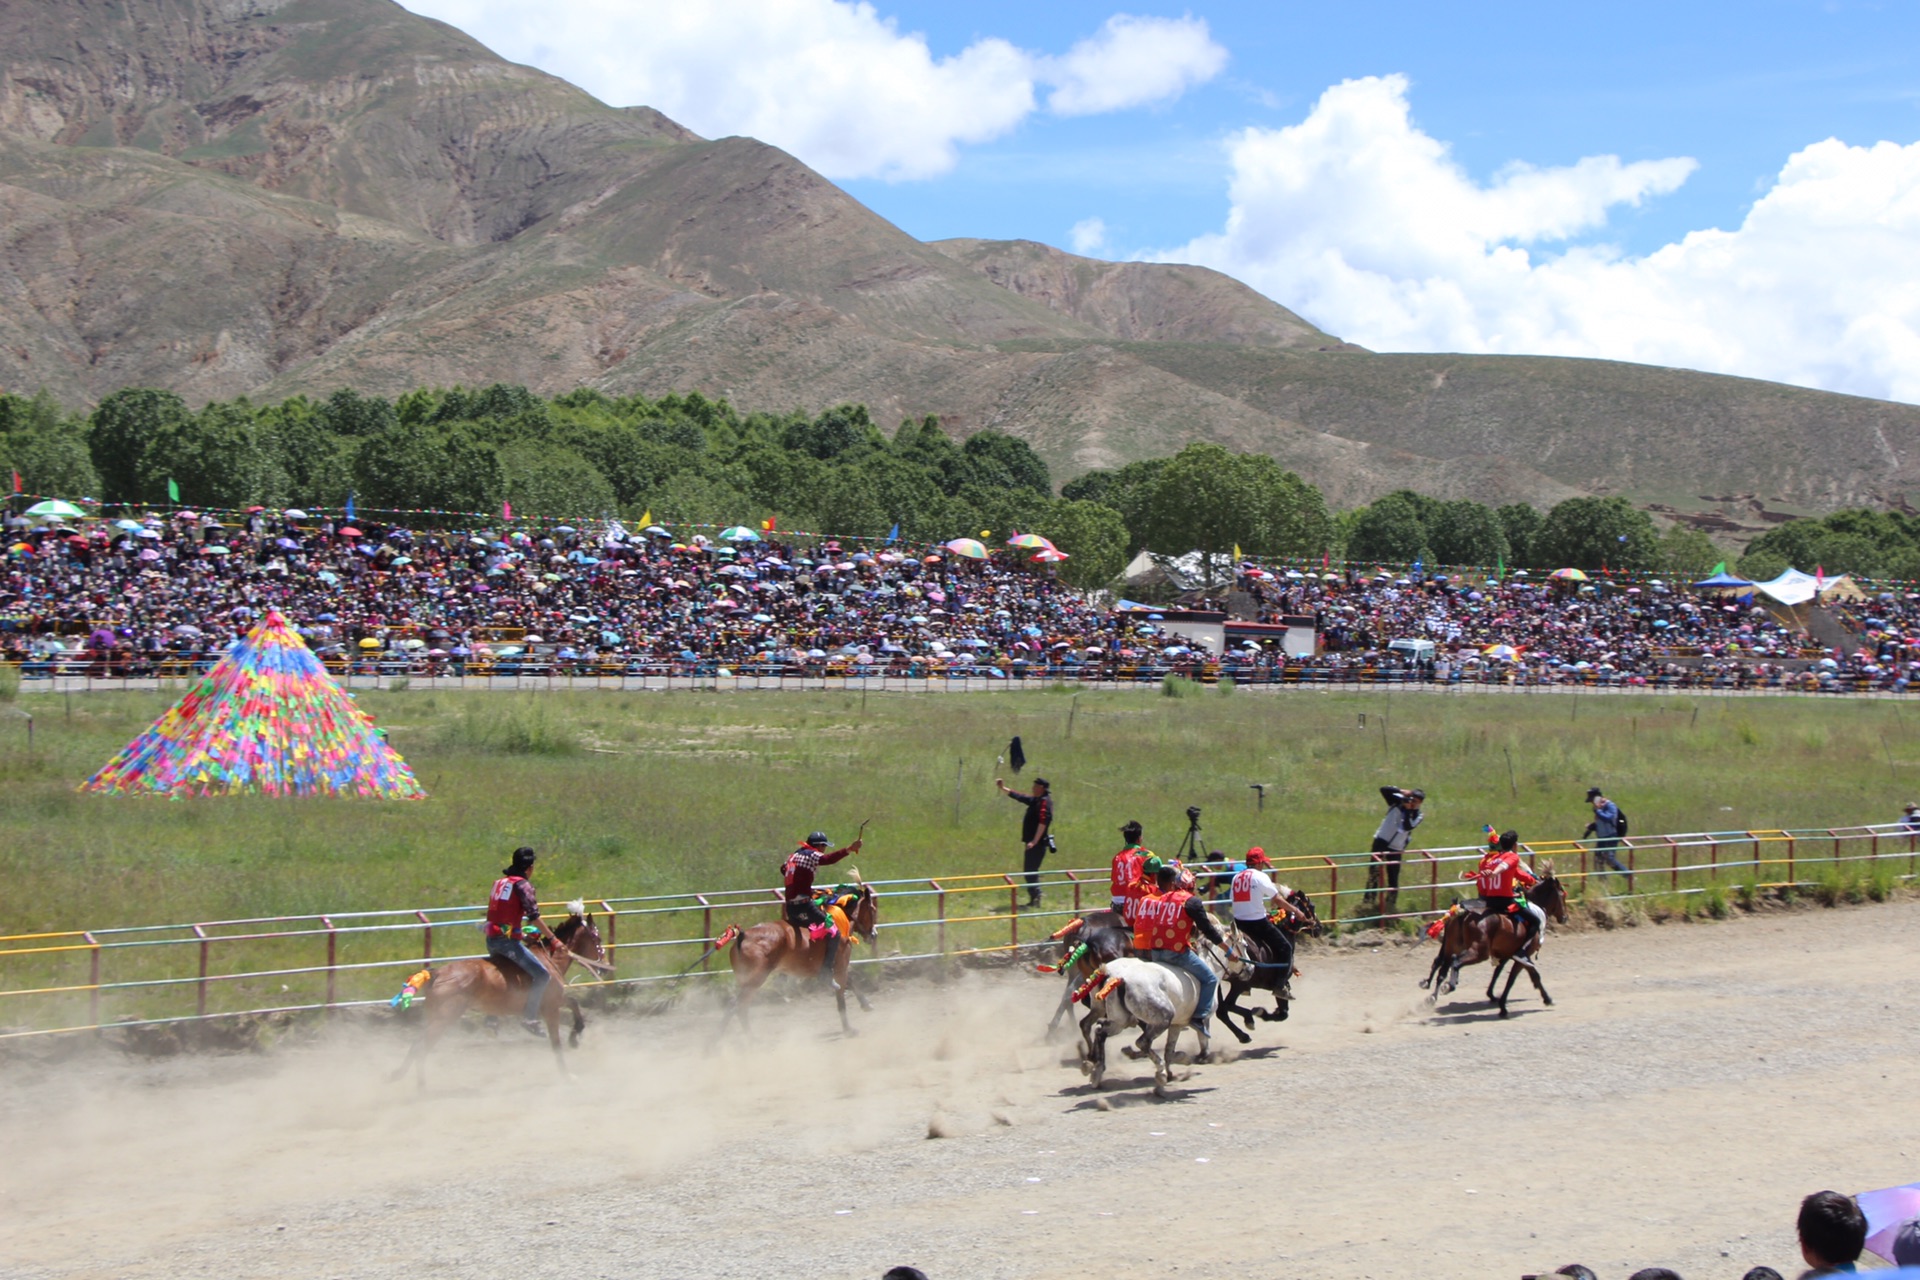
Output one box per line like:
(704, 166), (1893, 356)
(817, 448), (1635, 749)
(339, 527), (363, 538)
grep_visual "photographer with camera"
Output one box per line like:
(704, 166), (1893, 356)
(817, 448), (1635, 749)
(1362, 785), (1425, 919)
(995, 775), (1053, 910)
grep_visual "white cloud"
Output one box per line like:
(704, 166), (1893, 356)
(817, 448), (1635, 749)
(1069, 217), (1110, 255)
(1157, 73), (1920, 404)
(403, 2), (1225, 181)
(1044, 15), (1228, 117)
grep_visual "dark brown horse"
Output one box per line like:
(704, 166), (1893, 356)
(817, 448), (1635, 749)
(1421, 868), (1569, 1018)
(713, 885), (879, 1037)
(1216, 887), (1323, 1042)
(390, 907), (609, 1085)
(1041, 910), (1133, 1051)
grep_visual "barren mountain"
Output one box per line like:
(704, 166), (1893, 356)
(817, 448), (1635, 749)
(1, 0), (1916, 511)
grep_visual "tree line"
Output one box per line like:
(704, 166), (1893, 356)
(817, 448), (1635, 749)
(0, 381), (1909, 585)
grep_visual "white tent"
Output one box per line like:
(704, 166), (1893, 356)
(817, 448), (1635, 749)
(1753, 568), (1864, 606)
(1755, 568), (1821, 605)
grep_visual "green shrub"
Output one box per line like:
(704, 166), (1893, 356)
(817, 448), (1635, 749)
(0, 664), (18, 704)
(1216, 676), (1235, 697)
(1161, 674), (1198, 698)
(1701, 884), (1730, 919)
(438, 698), (578, 755)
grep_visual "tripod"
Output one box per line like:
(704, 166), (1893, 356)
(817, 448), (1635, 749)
(1175, 810), (1205, 864)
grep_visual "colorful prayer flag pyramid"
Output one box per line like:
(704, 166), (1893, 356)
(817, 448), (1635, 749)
(81, 611), (425, 799)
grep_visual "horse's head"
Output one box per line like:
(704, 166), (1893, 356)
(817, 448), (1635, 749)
(1285, 888), (1326, 938)
(552, 901), (610, 970)
(847, 884), (880, 945)
(1531, 862), (1569, 924)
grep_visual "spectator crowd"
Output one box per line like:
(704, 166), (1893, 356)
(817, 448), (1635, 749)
(0, 509), (1916, 691)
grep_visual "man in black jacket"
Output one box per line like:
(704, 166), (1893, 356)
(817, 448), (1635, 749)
(996, 775), (1052, 909)
(1362, 785), (1424, 919)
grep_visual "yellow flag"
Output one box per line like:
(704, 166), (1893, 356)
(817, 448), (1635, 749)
(640, 509), (653, 527)
(1234, 543), (1242, 563)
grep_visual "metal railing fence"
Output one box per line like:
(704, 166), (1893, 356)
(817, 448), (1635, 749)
(4, 823), (1916, 1040)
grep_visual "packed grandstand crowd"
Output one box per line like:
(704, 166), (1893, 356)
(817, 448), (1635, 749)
(2, 508), (1917, 690)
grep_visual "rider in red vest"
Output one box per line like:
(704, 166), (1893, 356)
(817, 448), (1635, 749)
(1130, 863), (1229, 1061)
(486, 846), (562, 1035)
(1110, 820), (1150, 917)
(1464, 830), (1546, 950)
(783, 830), (862, 986)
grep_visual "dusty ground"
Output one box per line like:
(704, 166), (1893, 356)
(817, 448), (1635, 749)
(5, 901), (1920, 1280)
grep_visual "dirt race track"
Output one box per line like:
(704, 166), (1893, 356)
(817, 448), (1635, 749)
(7, 901), (1920, 1280)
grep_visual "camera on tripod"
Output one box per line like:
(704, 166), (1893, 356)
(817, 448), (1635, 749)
(1185, 805), (1202, 825)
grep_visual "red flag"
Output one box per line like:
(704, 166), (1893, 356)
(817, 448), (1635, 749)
(9, 471), (18, 494)
(761, 516), (776, 533)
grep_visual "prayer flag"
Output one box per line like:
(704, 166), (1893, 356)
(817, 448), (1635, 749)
(886, 522), (899, 545)
(1495, 555), (1504, 578)
(1233, 543), (1242, 564)
(1710, 560), (1727, 576)
(503, 499), (513, 521)
(639, 509), (653, 528)
(762, 516), (777, 533)
(8, 471), (18, 495)
(167, 477), (180, 503)
(344, 492), (355, 521)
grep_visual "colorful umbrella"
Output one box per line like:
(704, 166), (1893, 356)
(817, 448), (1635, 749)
(1032, 549), (1069, 562)
(719, 526), (761, 542)
(1006, 533), (1054, 550)
(26, 500), (84, 520)
(1859, 1182), (1920, 1264)
(1548, 568), (1589, 581)
(943, 538), (988, 559)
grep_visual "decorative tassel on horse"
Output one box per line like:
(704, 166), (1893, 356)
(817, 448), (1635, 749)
(389, 968), (432, 1009)
(1049, 917), (1085, 941)
(1038, 940), (1090, 975)
(1426, 903), (1462, 939)
(713, 924), (741, 950)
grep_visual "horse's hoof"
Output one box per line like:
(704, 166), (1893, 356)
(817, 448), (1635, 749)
(1275, 1005), (1289, 1022)
(1498, 1007), (1510, 1019)
(1120, 1045), (1143, 1060)
(1418, 979), (1430, 990)
(1543, 996), (1555, 1006)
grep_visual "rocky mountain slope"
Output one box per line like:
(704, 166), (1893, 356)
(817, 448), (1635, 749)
(1, 0), (1916, 512)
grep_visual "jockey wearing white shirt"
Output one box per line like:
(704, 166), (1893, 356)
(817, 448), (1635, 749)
(1228, 848), (1302, 982)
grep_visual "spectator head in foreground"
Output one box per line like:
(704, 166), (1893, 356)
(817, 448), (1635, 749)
(1552, 1266), (1600, 1279)
(1627, 1269), (1683, 1280)
(882, 1269), (929, 1280)
(1741, 1269), (1785, 1280)
(1798, 1189), (1867, 1273)
(1894, 1217), (1920, 1267)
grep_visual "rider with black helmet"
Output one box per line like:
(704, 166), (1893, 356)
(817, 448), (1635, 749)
(782, 830), (862, 985)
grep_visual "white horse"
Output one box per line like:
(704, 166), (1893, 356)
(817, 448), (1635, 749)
(1080, 942), (1228, 1095)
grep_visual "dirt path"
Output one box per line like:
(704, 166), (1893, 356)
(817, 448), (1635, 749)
(5, 901), (1920, 1280)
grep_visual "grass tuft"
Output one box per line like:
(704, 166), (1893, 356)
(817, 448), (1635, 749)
(1160, 674), (1198, 698)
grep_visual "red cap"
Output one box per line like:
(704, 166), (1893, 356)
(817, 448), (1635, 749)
(1246, 847), (1271, 867)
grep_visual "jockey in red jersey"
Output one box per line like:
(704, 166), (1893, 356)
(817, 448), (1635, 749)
(486, 846), (562, 1035)
(1130, 862), (1230, 1061)
(1110, 820), (1151, 917)
(1464, 829), (1546, 950)
(782, 830), (861, 985)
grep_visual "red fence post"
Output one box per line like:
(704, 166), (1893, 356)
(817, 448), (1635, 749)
(416, 910), (433, 963)
(322, 916), (337, 1007)
(86, 931), (100, 1027)
(1066, 870), (1083, 914)
(193, 924), (210, 1017)
(931, 880), (946, 957)
(1418, 851), (1438, 914)
(1004, 875), (1020, 948)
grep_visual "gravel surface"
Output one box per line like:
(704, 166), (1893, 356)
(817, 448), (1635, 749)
(5, 900), (1919, 1280)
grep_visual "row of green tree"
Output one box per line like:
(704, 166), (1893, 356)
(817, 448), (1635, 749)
(1, 382), (1912, 586)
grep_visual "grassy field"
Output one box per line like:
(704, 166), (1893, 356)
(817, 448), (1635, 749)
(1, 684), (1914, 937)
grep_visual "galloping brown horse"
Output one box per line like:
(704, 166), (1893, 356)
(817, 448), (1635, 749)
(713, 885), (879, 1038)
(1421, 868), (1569, 1018)
(390, 907), (609, 1085)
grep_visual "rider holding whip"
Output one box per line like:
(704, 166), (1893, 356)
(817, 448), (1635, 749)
(781, 823), (865, 986)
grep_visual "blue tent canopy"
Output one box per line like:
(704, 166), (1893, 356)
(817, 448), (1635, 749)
(1693, 572), (1755, 589)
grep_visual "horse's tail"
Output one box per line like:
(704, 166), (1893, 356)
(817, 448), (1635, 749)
(714, 924), (743, 952)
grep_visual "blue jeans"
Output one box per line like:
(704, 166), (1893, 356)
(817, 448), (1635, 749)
(487, 935), (550, 1022)
(1593, 837), (1630, 876)
(1148, 948), (1218, 1024)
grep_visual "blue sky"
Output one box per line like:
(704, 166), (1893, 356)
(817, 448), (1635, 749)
(836, 1), (1919, 257)
(410, 0), (1920, 403)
